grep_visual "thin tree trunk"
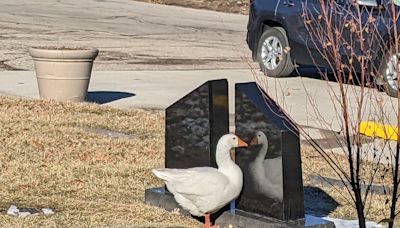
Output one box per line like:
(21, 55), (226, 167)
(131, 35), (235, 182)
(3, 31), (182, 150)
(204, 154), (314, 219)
(339, 64), (367, 228)
(389, 34), (400, 227)
(355, 188), (366, 228)
(389, 136), (400, 228)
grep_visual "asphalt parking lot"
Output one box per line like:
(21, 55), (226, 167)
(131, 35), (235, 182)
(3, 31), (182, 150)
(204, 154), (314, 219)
(0, 0), (250, 71)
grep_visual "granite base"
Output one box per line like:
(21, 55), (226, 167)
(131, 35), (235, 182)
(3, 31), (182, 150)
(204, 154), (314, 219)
(144, 188), (335, 228)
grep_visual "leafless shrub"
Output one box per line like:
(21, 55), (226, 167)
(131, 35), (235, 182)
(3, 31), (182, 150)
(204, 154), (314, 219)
(249, 0), (400, 227)
(295, 0), (400, 227)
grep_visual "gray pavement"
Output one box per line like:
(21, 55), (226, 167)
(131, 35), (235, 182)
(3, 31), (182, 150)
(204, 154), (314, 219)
(1, 69), (397, 126)
(0, 70), (253, 111)
(0, 0), (252, 71)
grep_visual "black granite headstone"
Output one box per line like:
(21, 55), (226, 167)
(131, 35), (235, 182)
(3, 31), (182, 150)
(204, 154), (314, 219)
(146, 80), (333, 228)
(235, 82), (304, 221)
(165, 79), (229, 169)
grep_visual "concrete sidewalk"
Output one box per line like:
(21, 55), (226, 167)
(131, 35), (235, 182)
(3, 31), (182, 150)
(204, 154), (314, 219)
(1, 69), (396, 130)
(0, 70), (254, 112)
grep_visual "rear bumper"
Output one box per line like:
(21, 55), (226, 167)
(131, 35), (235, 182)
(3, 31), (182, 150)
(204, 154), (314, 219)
(246, 4), (259, 60)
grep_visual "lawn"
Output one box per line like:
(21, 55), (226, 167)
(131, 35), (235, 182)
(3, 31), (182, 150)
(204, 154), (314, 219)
(0, 96), (200, 227)
(135, 0), (249, 14)
(0, 96), (392, 227)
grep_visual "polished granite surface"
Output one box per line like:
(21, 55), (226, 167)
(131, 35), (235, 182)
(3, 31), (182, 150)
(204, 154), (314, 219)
(165, 79), (229, 169)
(235, 82), (304, 221)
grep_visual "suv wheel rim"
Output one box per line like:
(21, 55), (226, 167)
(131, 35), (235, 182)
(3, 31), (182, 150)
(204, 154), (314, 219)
(385, 54), (399, 92)
(261, 36), (283, 70)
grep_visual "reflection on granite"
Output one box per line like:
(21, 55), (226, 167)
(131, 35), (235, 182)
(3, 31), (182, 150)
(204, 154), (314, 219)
(235, 82), (304, 221)
(165, 79), (229, 169)
(249, 131), (283, 201)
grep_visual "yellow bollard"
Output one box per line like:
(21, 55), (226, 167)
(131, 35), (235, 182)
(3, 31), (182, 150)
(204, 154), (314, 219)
(359, 121), (398, 141)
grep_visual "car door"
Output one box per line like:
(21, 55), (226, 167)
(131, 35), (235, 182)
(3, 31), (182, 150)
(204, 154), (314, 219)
(275, 0), (327, 66)
(330, 0), (389, 72)
(282, 0), (383, 69)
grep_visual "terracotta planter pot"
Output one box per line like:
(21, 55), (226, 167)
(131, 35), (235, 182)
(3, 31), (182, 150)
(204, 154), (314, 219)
(29, 47), (99, 102)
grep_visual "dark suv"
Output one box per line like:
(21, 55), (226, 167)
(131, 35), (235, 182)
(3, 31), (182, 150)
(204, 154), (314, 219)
(247, 0), (400, 97)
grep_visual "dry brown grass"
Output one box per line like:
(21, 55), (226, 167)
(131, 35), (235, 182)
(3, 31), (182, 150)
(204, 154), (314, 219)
(0, 96), (200, 227)
(302, 147), (396, 224)
(0, 95), (392, 227)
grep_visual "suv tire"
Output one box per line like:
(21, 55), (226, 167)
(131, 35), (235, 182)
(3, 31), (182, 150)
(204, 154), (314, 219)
(257, 27), (294, 77)
(380, 51), (399, 97)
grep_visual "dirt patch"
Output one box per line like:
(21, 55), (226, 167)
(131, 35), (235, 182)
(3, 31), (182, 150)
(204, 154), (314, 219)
(30, 46), (95, 50)
(0, 61), (23, 71)
(135, 0), (249, 14)
(129, 57), (239, 65)
(97, 51), (132, 61)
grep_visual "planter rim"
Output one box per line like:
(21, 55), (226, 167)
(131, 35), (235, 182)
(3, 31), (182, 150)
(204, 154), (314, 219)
(29, 47), (99, 60)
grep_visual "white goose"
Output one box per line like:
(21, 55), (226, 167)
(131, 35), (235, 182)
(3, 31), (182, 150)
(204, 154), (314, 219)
(249, 131), (283, 201)
(153, 134), (248, 228)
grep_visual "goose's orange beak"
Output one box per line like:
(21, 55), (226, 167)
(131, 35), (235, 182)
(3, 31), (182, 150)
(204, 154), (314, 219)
(250, 137), (258, 145)
(238, 138), (248, 148)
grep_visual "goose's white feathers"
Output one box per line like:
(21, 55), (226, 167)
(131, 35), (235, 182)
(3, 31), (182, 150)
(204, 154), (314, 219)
(152, 134), (247, 217)
(153, 167), (231, 216)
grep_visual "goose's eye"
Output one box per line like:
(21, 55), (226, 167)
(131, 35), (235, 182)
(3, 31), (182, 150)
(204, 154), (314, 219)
(258, 135), (261, 137)
(232, 137), (236, 140)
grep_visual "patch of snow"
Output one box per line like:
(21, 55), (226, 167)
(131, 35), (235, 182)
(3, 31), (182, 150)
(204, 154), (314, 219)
(6, 205), (19, 216)
(42, 208), (55, 215)
(6, 205), (55, 217)
(306, 214), (383, 228)
(18, 212), (35, 218)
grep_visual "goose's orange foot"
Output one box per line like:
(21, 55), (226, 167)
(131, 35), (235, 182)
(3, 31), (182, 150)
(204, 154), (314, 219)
(204, 213), (221, 228)
(204, 213), (214, 228)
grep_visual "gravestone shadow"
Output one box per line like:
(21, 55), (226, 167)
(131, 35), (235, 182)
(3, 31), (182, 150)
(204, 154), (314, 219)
(304, 186), (340, 217)
(86, 91), (135, 104)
